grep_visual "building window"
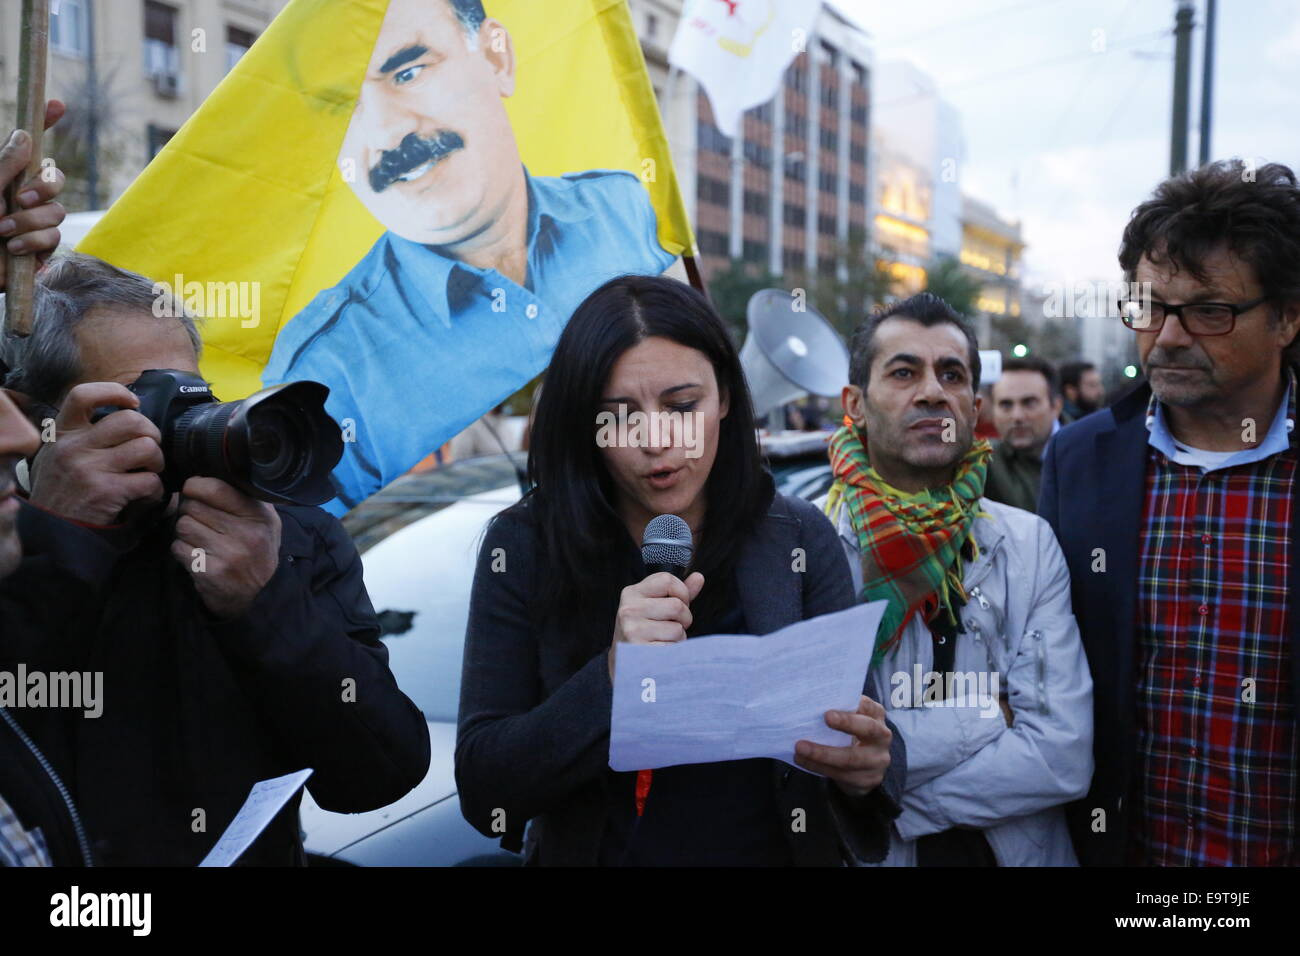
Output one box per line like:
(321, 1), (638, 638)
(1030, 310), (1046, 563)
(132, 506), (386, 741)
(850, 142), (866, 165)
(743, 190), (768, 216)
(852, 62), (868, 87)
(784, 202), (805, 227)
(818, 213), (837, 236)
(697, 175), (729, 207)
(144, 1), (180, 79)
(849, 183), (866, 205)
(819, 169), (837, 194)
(819, 127), (838, 152)
(743, 140), (771, 168)
(697, 119), (731, 155)
(51, 0), (90, 57)
(783, 247), (805, 273)
(743, 240), (768, 264)
(697, 230), (729, 256)
(785, 160), (806, 184)
(815, 40), (838, 67)
(226, 25), (256, 73)
(820, 83), (838, 110)
(851, 103), (868, 125)
(147, 123), (177, 159)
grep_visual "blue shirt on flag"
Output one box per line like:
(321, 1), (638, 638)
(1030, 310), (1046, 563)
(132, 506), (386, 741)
(263, 168), (676, 513)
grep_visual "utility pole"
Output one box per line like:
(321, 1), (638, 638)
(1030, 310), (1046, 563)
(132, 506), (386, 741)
(1198, 0), (1216, 165)
(1170, 0), (1195, 177)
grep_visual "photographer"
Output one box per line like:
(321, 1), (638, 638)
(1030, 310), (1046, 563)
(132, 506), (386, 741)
(0, 252), (430, 866)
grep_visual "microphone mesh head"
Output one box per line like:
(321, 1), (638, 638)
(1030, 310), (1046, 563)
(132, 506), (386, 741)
(641, 514), (693, 567)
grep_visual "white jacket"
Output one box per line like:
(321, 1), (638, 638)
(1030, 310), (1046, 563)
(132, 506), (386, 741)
(819, 492), (1094, 866)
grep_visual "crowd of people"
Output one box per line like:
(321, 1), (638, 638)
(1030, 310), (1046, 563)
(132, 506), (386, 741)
(1, 93), (1298, 867)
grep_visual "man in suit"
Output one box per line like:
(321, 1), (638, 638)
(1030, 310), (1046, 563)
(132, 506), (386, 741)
(1040, 160), (1300, 866)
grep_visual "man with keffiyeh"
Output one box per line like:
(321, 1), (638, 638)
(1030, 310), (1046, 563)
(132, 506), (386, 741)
(816, 293), (1094, 867)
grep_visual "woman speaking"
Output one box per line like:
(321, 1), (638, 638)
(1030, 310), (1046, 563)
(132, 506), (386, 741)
(455, 275), (901, 866)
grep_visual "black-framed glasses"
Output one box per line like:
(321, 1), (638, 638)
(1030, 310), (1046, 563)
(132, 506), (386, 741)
(1119, 295), (1269, 336)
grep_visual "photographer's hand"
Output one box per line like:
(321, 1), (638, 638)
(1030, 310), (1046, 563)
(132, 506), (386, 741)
(27, 381), (166, 525)
(172, 476), (281, 619)
(0, 100), (68, 292)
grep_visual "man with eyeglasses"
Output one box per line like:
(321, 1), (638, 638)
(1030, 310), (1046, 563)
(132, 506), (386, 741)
(1039, 160), (1300, 866)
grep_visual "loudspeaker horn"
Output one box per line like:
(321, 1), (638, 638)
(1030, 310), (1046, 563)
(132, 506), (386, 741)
(739, 289), (849, 420)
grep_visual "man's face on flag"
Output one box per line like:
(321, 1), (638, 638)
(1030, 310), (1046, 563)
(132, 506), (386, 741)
(340, 0), (521, 246)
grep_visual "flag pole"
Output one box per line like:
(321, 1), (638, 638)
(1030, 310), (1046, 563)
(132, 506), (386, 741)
(3, 0), (51, 338)
(683, 254), (709, 300)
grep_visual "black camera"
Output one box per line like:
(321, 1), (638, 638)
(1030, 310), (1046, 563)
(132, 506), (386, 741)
(91, 369), (344, 506)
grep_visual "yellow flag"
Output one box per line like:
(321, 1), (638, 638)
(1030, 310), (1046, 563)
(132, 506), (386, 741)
(80, 0), (693, 512)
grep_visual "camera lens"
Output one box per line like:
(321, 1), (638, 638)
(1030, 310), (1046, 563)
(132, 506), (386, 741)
(170, 401), (238, 480)
(163, 381), (341, 506)
(246, 404), (312, 488)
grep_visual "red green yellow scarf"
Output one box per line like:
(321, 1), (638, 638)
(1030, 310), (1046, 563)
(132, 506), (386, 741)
(826, 423), (992, 664)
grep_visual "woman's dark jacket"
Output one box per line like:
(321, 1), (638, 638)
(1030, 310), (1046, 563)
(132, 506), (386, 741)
(455, 489), (905, 865)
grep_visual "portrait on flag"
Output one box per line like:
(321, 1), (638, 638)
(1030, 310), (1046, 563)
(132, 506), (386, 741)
(78, 0), (693, 514)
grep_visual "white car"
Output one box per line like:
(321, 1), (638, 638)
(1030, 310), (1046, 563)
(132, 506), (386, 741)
(300, 455), (528, 866)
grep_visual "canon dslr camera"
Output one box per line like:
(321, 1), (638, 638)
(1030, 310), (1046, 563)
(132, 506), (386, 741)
(92, 369), (344, 506)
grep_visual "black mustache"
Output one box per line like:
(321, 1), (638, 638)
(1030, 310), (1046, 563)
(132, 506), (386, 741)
(369, 131), (466, 193)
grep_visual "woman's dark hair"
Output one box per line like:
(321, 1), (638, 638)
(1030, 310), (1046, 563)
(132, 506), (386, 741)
(502, 274), (772, 653)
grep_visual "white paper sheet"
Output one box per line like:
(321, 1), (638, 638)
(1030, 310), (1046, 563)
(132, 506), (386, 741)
(608, 601), (885, 772)
(198, 769), (313, 867)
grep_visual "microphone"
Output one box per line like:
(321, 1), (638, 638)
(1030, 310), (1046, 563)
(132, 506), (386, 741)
(641, 514), (693, 578)
(632, 515), (694, 824)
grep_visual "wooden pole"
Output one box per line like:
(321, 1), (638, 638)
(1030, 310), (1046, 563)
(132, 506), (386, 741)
(683, 254), (710, 301)
(3, 0), (51, 338)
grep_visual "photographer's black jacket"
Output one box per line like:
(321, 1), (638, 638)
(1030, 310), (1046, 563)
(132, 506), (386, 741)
(1, 499), (430, 866)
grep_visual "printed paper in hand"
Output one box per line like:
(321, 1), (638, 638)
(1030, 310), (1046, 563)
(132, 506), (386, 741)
(198, 768), (313, 867)
(609, 602), (885, 772)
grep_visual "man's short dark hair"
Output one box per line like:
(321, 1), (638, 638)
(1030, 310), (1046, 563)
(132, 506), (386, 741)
(1059, 360), (1095, 393)
(448, 0), (487, 35)
(847, 292), (981, 393)
(997, 356), (1059, 398)
(1119, 160), (1300, 312)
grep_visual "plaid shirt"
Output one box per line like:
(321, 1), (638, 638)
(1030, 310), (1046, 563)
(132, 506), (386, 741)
(0, 794), (52, 867)
(1131, 374), (1299, 865)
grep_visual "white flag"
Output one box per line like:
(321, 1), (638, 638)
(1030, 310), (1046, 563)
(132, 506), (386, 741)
(669, 0), (823, 138)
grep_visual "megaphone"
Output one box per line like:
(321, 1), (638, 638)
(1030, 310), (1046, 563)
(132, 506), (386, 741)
(739, 289), (850, 420)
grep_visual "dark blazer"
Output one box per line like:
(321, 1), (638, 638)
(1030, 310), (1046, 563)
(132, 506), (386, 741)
(455, 488), (905, 866)
(1038, 380), (1300, 865)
